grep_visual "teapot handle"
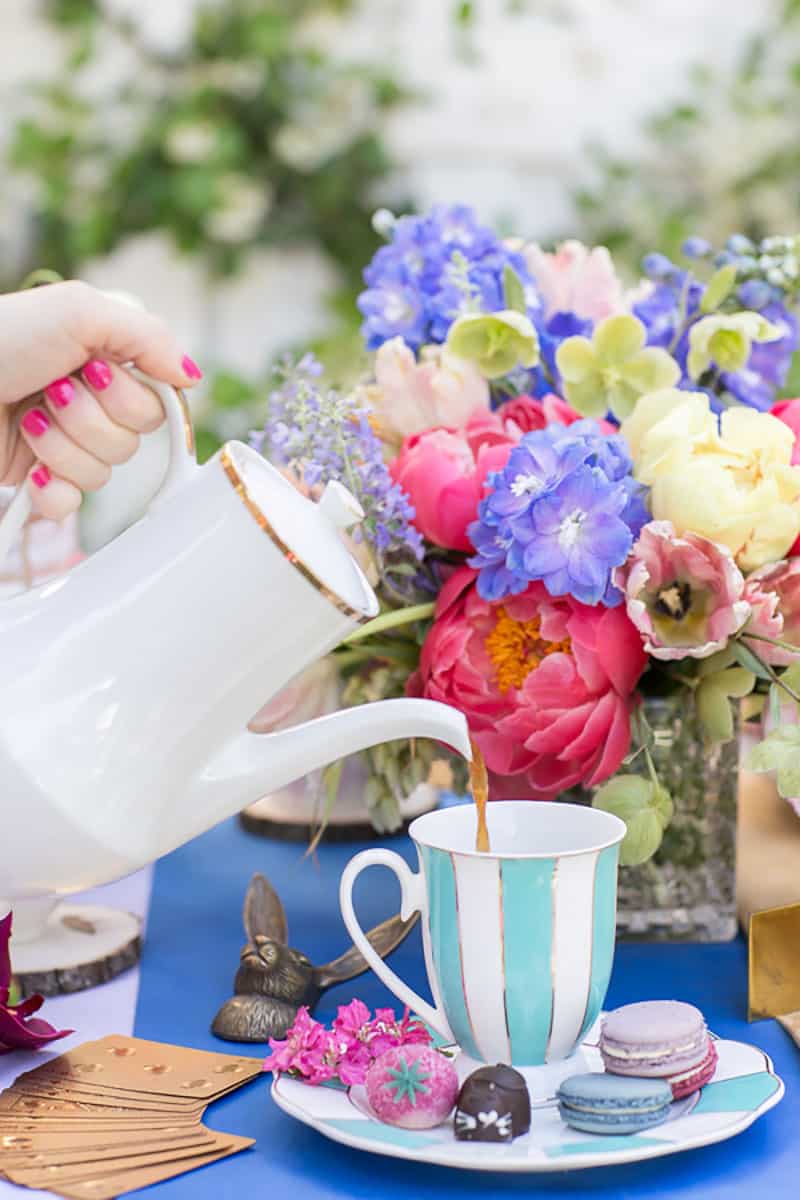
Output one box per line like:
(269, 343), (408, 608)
(0, 368), (198, 569)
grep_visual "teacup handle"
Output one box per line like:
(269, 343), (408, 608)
(340, 848), (453, 1042)
(0, 368), (198, 569)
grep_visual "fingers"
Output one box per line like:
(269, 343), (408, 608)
(25, 465), (82, 521)
(80, 360), (166, 435)
(42, 371), (141, 466)
(18, 405), (111, 494)
(64, 282), (203, 390)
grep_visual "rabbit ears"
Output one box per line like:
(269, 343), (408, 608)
(243, 873), (288, 945)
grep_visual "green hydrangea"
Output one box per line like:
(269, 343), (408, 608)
(593, 774), (674, 866)
(556, 314), (680, 421)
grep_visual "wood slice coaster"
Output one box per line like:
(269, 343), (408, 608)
(12, 904), (142, 997)
(238, 808), (410, 844)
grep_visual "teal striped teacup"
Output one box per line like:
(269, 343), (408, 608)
(340, 801), (625, 1067)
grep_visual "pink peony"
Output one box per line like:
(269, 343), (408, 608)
(0, 913), (72, 1054)
(745, 559), (800, 656)
(495, 393), (616, 438)
(770, 399), (800, 466)
(408, 567), (646, 798)
(614, 521), (751, 661)
(390, 414), (515, 551)
(368, 337), (489, 442)
(524, 240), (624, 322)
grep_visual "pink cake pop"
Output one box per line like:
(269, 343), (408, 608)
(365, 1044), (459, 1129)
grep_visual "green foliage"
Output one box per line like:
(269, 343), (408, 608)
(593, 774), (674, 866)
(696, 667), (755, 743)
(748, 724), (800, 797)
(5, 1), (408, 294)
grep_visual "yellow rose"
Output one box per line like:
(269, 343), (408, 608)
(621, 390), (800, 571)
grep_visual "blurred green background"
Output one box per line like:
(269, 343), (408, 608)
(3, 0), (800, 465)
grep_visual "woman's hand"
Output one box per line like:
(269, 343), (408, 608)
(0, 281), (203, 520)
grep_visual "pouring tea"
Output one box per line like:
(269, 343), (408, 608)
(0, 376), (470, 949)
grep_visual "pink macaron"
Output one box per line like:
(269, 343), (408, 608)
(665, 1036), (718, 1099)
(600, 1000), (712, 1091)
(365, 1044), (459, 1130)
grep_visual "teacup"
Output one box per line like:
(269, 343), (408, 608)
(340, 801), (625, 1068)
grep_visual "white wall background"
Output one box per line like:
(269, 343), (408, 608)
(0, 1), (766, 539)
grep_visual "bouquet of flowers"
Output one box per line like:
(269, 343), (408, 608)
(253, 208), (800, 864)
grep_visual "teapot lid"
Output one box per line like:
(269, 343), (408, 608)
(224, 443), (379, 622)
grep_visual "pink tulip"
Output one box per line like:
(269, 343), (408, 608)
(0, 913), (72, 1054)
(390, 415), (515, 551)
(408, 567), (646, 799)
(369, 337), (489, 442)
(614, 521), (750, 660)
(746, 559), (800, 657)
(524, 240), (624, 322)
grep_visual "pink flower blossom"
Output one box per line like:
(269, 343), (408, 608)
(770, 398), (800, 466)
(524, 240), (624, 322)
(390, 412), (516, 551)
(408, 567), (646, 798)
(614, 521), (751, 661)
(263, 1007), (337, 1084)
(368, 337), (489, 442)
(745, 559), (800, 658)
(0, 913), (72, 1054)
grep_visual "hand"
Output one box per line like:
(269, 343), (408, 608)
(0, 281), (203, 520)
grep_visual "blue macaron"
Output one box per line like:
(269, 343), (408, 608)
(557, 1072), (672, 1135)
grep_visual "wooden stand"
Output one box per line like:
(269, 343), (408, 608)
(12, 904), (142, 997)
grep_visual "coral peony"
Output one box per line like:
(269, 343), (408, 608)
(523, 240), (624, 323)
(390, 414), (515, 551)
(367, 337), (490, 443)
(409, 567), (646, 798)
(614, 521), (750, 660)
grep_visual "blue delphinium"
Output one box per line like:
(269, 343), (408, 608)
(468, 421), (645, 607)
(252, 355), (423, 577)
(357, 204), (540, 352)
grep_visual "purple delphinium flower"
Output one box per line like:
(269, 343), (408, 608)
(252, 356), (423, 587)
(468, 421), (643, 606)
(357, 204), (540, 351)
(506, 466), (633, 606)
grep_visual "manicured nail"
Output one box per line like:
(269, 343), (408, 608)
(31, 465), (51, 489)
(181, 354), (203, 381)
(22, 408), (51, 437)
(83, 359), (113, 391)
(44, 377), (75, 408)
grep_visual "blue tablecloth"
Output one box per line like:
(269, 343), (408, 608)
(135, 817), (799, 1198)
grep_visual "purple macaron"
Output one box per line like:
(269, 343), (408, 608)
(600, 1000), (709, 1079)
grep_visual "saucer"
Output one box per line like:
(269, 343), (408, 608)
(270, 1025), (783, 1173)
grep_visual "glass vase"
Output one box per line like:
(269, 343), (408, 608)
(616, 693), (739, 942)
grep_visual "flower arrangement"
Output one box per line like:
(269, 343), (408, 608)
(0, 913), (71, 1053)
(253, 208), (800, 863)
(263, 1000), (432, 1087)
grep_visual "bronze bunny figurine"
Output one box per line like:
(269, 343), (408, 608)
(211, 872), (417, 1043)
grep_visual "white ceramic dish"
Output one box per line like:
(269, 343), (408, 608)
(271, 1027), (783, 1173)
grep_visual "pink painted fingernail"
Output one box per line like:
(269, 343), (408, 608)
(44, 377), (75, 408)
(83, 359), (113, 391)
(181, 354), (203, 381)
(22, 408), (51, 437)
(31, 465), (51, 489)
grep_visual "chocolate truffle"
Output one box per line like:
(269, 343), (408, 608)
(454, 1064), (531, 1142)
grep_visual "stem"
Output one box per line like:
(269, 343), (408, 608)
(743, 631), (800, 654)
(341, 602), (436, 645)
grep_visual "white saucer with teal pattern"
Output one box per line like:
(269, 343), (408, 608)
(271, 1026), (784, 1173)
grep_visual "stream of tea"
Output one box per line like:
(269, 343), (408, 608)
(469, 737), (490, 853)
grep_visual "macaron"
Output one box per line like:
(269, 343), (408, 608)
(365, 1044), (459, 1130)
(600, 1001), (709, 1080)
(557, 1073), (672, 1135)
(666, 1036), (718, 1100)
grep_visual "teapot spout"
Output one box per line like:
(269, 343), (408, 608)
(181, 699), (471, 847)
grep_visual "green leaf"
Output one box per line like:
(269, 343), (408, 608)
(593, 774), (673, 866)
(502, 263), (527, 314)
(748, 725), (800, 798)
(696, 668), (754, 743)
(700, 264), (737, 314)
(730, 639), (774, 681)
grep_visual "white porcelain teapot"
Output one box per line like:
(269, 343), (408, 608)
(0, 376), (469, 954)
